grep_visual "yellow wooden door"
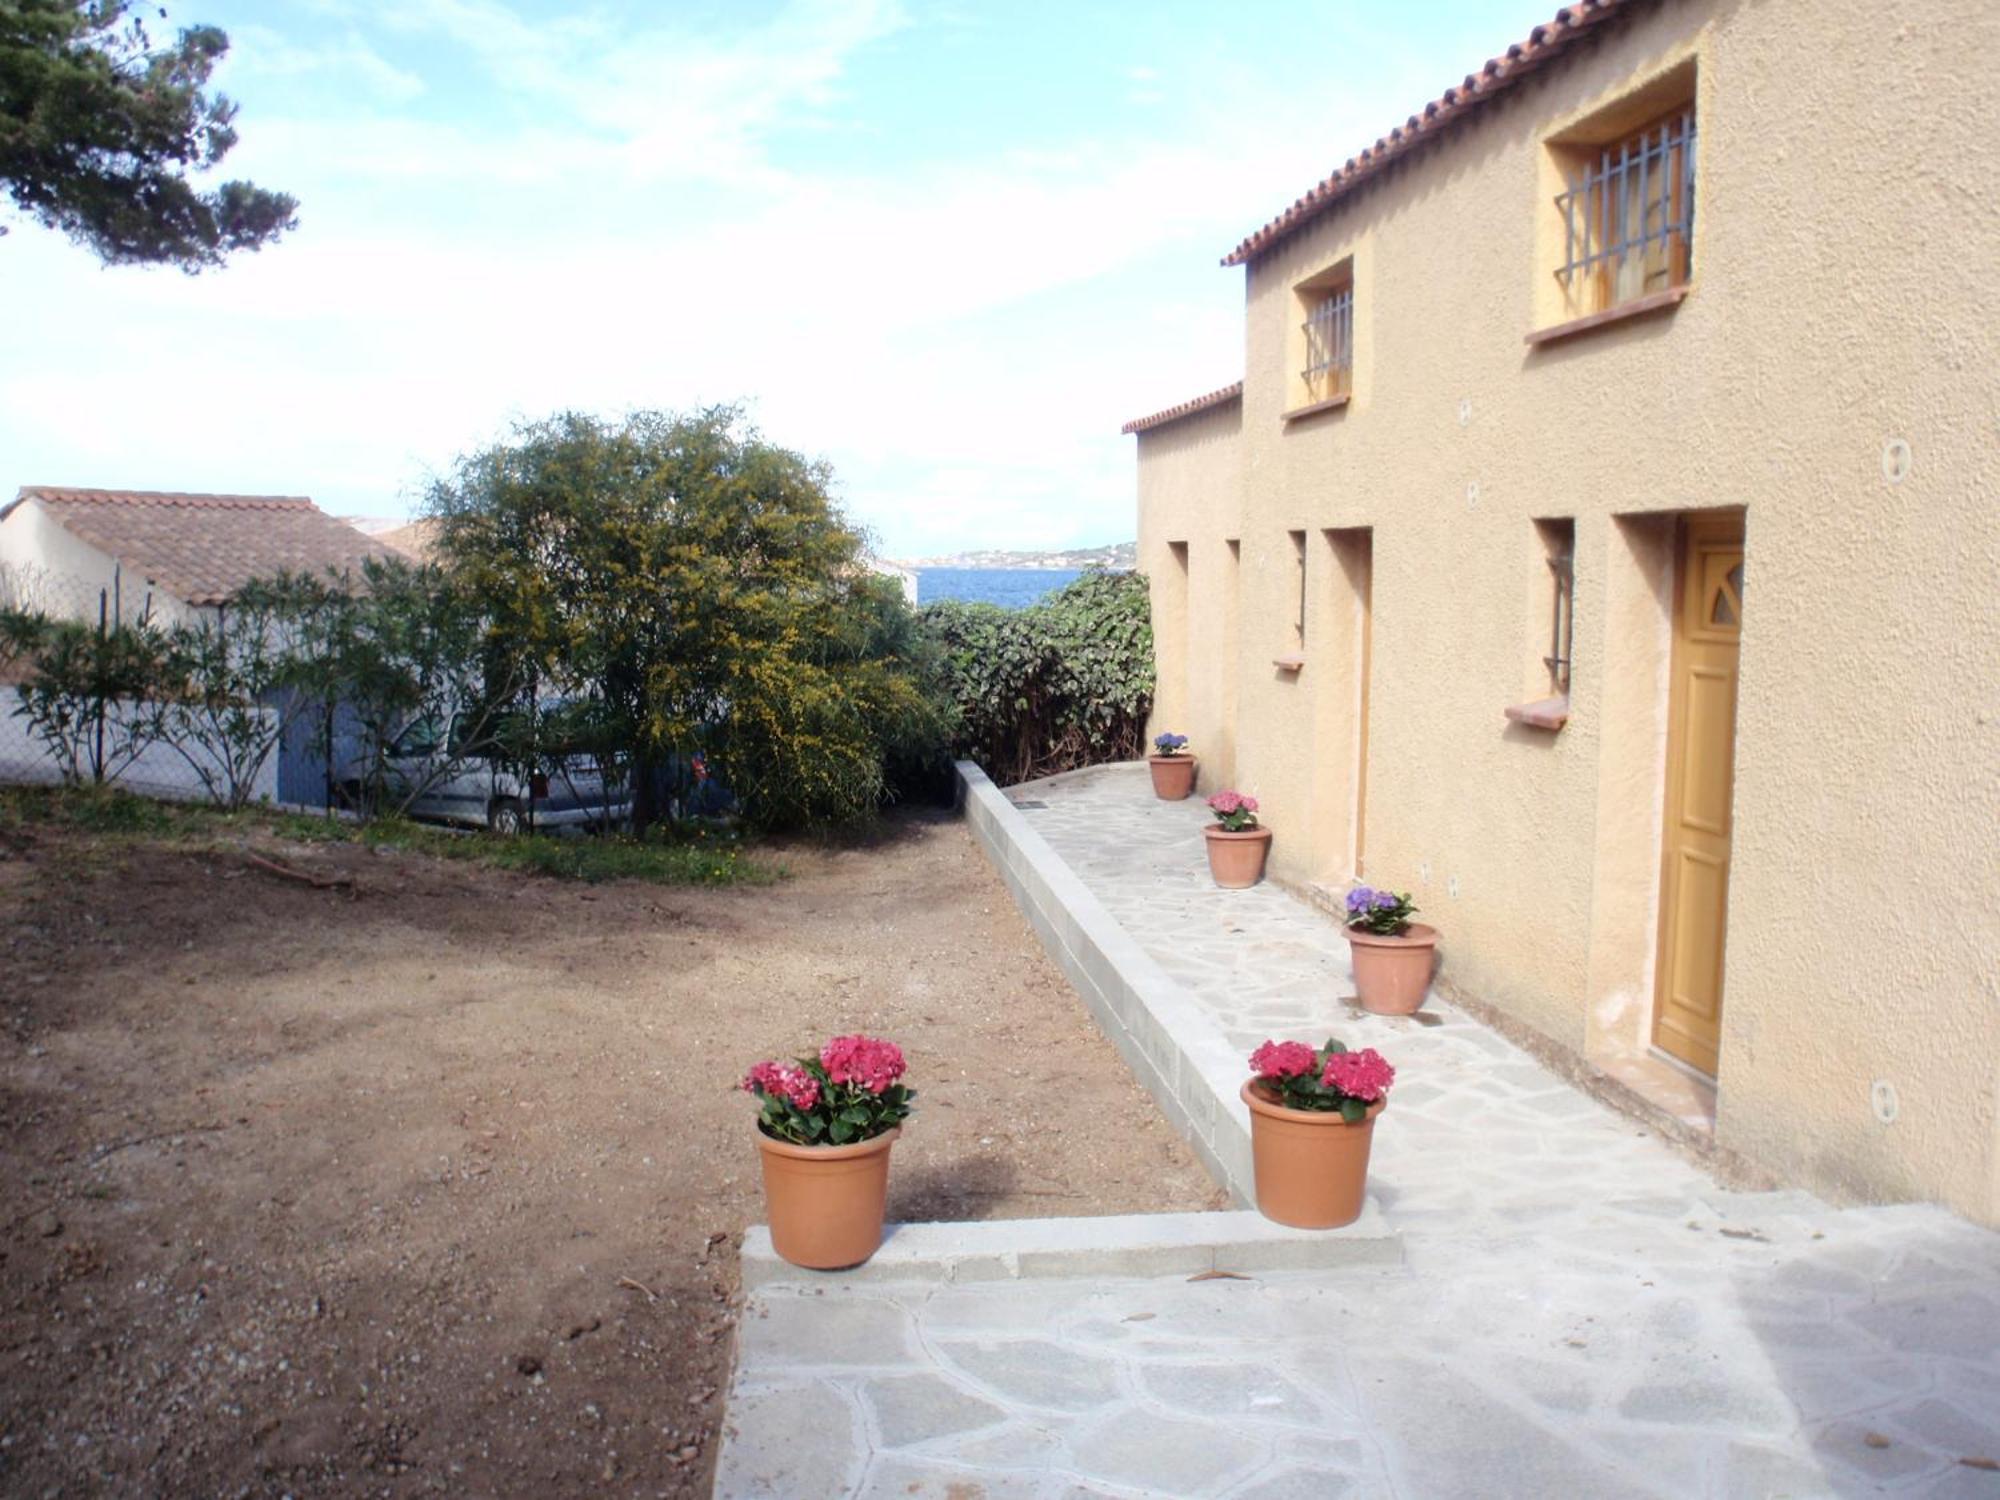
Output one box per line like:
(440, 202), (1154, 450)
(1653, 512), (1745, 1076)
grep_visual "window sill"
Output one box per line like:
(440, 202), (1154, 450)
(1280, 394), (1350, 423)
(1504, 694), (1570, 731)
(1524, 285), (1690, 348)
(1272, 653), (1305, 673)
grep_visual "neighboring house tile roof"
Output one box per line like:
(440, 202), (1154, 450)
(1222, 0), (1648, 267)
(6, 487), (395, 605)
(375, 518), (440, 564)
(1120, 381), (1244, 436)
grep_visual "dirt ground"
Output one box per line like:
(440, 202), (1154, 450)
(0, 805), (1223, 1497)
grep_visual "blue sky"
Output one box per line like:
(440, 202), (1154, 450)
(2, 0), (1552, 558)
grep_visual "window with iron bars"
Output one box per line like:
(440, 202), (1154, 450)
(1540, 521), (1575, 695)
(1554, 107), (1695, 317)
(1288, 530), (1307, 644)
(1300, 285), (1354, 404)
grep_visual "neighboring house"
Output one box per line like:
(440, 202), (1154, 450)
(0, 486), (392, 626)
(1125, 0), (1998, 1226)
(342, 515), (440, 564)
(0, 487), (396, 805)
(376, 519), (440, 564)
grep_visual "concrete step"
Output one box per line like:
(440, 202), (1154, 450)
(741, 1202), (1398, 1288)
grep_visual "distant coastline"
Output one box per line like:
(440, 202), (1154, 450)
(893, 541), (1134, 571)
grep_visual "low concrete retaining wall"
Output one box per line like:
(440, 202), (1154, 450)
(956, 759), (1257, 1205)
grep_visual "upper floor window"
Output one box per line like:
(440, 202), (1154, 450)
(1554, 106), (1695, 319)
(1286, 259), (1353, 417)
(1301, 285), (1353, 404)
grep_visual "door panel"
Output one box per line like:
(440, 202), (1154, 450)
(1653, 512), (1744, 1077)
(1659, 846), (1728, 1058)
(1678, 667), (1737, 836)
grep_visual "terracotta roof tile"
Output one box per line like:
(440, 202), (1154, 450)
(1121, 381), (1244, 436)
(1222, 0), (1647, 267)
(7, 487), (396, 605)
(376, 517), (440, 564)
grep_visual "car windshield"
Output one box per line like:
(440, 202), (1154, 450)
(394, 717), (443, 757)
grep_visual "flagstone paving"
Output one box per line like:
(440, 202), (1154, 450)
(714, 764), (2000, 1498)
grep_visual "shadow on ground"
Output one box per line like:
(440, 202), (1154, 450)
(887, 1151), (1027, 1222)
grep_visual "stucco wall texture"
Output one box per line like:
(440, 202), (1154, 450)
(1137, 402), (1245, 791)
(1133, 0), (2000, 1226)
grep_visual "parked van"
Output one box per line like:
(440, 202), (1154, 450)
(340, 703), (629, 834)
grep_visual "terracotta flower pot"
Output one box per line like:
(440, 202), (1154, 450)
(1203, 825), (1271, 888)
(1147, 754), (1197, 800)
(1240, 1082), (1382, 1229)
(1345, 923), (1440, 1015)
(754, 1126), (900, 1270)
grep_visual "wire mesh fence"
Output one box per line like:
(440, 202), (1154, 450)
(0, 562), (652, 823)
(0, 560), (300, 808)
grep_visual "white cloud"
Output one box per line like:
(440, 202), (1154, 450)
(1, 0), (1504, 555)
(225, 25), (426, 103)
(361, 0), (906, 187)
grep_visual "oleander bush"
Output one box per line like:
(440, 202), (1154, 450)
(919, 569), (1153, 785)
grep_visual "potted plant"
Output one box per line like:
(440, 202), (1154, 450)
(1147, 732), (1197, 799)
(1240, 1037), (1396, 1228)
(1342, 887), (1439, 1015)
(1203, 790), (1271, 887)
(743, 1034), (914, 1270)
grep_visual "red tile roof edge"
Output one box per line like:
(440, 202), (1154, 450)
(6, 485), (394, 606)
(15, 486), (316, 511)
(1121, 381), (1244, 436)
(1222, 0), (1647, 267)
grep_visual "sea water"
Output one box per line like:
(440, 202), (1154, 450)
(915, 567), (1085, 609)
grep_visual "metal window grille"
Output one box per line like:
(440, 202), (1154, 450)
(1290, 531), (1307, 639)
(1554, 109), (1695, 313)
(1545, 548), (1574, 694)
(1300, 286), (1353, 403)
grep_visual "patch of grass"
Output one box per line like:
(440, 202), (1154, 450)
(0, 785), (778, 887)
(357, 815), (775, 886)
(1, 784), (188, 837)
(264, 810), (355, 845)
(482, 829), (770, 885)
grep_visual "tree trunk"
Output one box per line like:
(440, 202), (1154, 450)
(631, 753), (663, 837)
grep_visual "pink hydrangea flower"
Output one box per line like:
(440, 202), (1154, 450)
(1249, 1039), (1318, 1079)
(1207, 790), (1258, 816)
(743, 1060), (821, 1112)
(783, 1070), (822, 1111)
(1322, 1047), (1395, 1103)
(821, 1035), (907, 1094)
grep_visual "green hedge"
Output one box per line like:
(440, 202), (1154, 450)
(919, 569), (1153, 786)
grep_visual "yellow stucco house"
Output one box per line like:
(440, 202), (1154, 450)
(1126, 0), (1999, 1226)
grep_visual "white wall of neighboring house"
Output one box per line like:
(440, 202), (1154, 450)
(0, 498), (203, 626)
(1, 501), (259, 805)
(0, 688), (282, 805)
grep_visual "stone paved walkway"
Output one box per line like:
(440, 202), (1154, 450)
(714, 764), (2000, 1499)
